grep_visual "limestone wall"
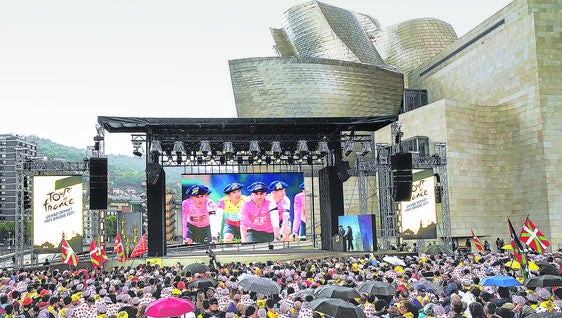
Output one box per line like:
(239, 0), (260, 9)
(384, 0), (561, 246)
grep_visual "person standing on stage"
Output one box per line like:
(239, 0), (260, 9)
(345, 225), (354, 251)
(181, 184), (218, 244)
(216, 182), (246, 243)
(292, 182), (307, 240)
(240, 182), (279, 243)
(267, 181), (291, 241)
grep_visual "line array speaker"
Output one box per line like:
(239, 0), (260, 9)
(392, 170), (413, 201)
(89, 158), (108, 210)
(390, 153), (413, 201)
(391, 153), (412, 170)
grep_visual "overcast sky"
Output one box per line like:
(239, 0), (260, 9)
(0, 0), (512, 156)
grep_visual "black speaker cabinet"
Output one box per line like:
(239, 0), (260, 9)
(391, 153), (413, 170)
(392, 170), (413, 201)
(89, 158), (108, 210)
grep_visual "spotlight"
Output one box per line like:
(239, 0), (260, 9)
(360, 142), (372, 156)
(271, 141), (282, 157)
(223, 141), (234, 157)
(199, 140), (211, 156)
(132, 138), (144, 157)
(318, 140), (330, 155)
(297, 140), (309, 154)
(150, 140), (162, 155)
(173, 141), (186, 164)
(344, 140), (354, 156)
(173, 141), (186, 155)
(249, 140), (260, 155)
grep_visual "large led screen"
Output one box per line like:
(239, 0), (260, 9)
(399, 170), (438, 240)
(338, 214), (376, 251)
(33, 176), (83, 254)
(181, 173), (304, 244)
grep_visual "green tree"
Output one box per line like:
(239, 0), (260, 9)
(106, 215), (117, 238)
(0, 221), (15, 244)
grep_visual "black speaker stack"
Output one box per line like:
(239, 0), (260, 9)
(318, 166), (345, 251)
(391, 153), (413, 201)
(89, 158), (108, 210)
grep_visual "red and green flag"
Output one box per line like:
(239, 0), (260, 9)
(519, 216), (550, 254)
(471, 229), (484, 251)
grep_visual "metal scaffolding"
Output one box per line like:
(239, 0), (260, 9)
(374, 141), (451, 250)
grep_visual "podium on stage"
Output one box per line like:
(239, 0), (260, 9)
(332, 235), (346, 252)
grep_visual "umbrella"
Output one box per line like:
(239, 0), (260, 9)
(358, 281), (396, 296)
(505, 260), (539, 271)
(382, 256), (406, 266)
(308, 297), (367, 318)
(296, 288), (316, 297)
(524, 275), (562, 288)
(145, 297), (195, 318)
(313, 285), (361, 302)
(424, 244), (454, 256)
(188, 277), (217, 290)
(184, 262), (209, 274)
(501, 244), (513, 250)
(481, 275), (521, 287)
(535, 262), (560, 276)
(527, 313), (562, 318)
(408, 279), (444, 296)
(237, 275), (281, 295)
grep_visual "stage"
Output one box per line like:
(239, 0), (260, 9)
(101, 240), (416, 269)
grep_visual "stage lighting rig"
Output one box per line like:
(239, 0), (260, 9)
(270, 141), (282, 157)
(131, 135), (145, 157)
(360, 142), (372, 156)
(199, 140), (211, 156)
(223, 141), (234, 157)
(249, 140), (260, 155)
(149, 139), (162, 163)
(296, 140), (309, 155)
(173, 141), (186, 164)
(318, 140), (330, 156)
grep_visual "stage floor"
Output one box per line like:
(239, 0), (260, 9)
(103, 240), (413, 269)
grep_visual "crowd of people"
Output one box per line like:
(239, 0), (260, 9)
(1, 247), (562, 318)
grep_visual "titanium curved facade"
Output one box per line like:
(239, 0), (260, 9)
(277, 1), (383, 64)
(373, 18), (457, 84)
(230, 57), (403, 118)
